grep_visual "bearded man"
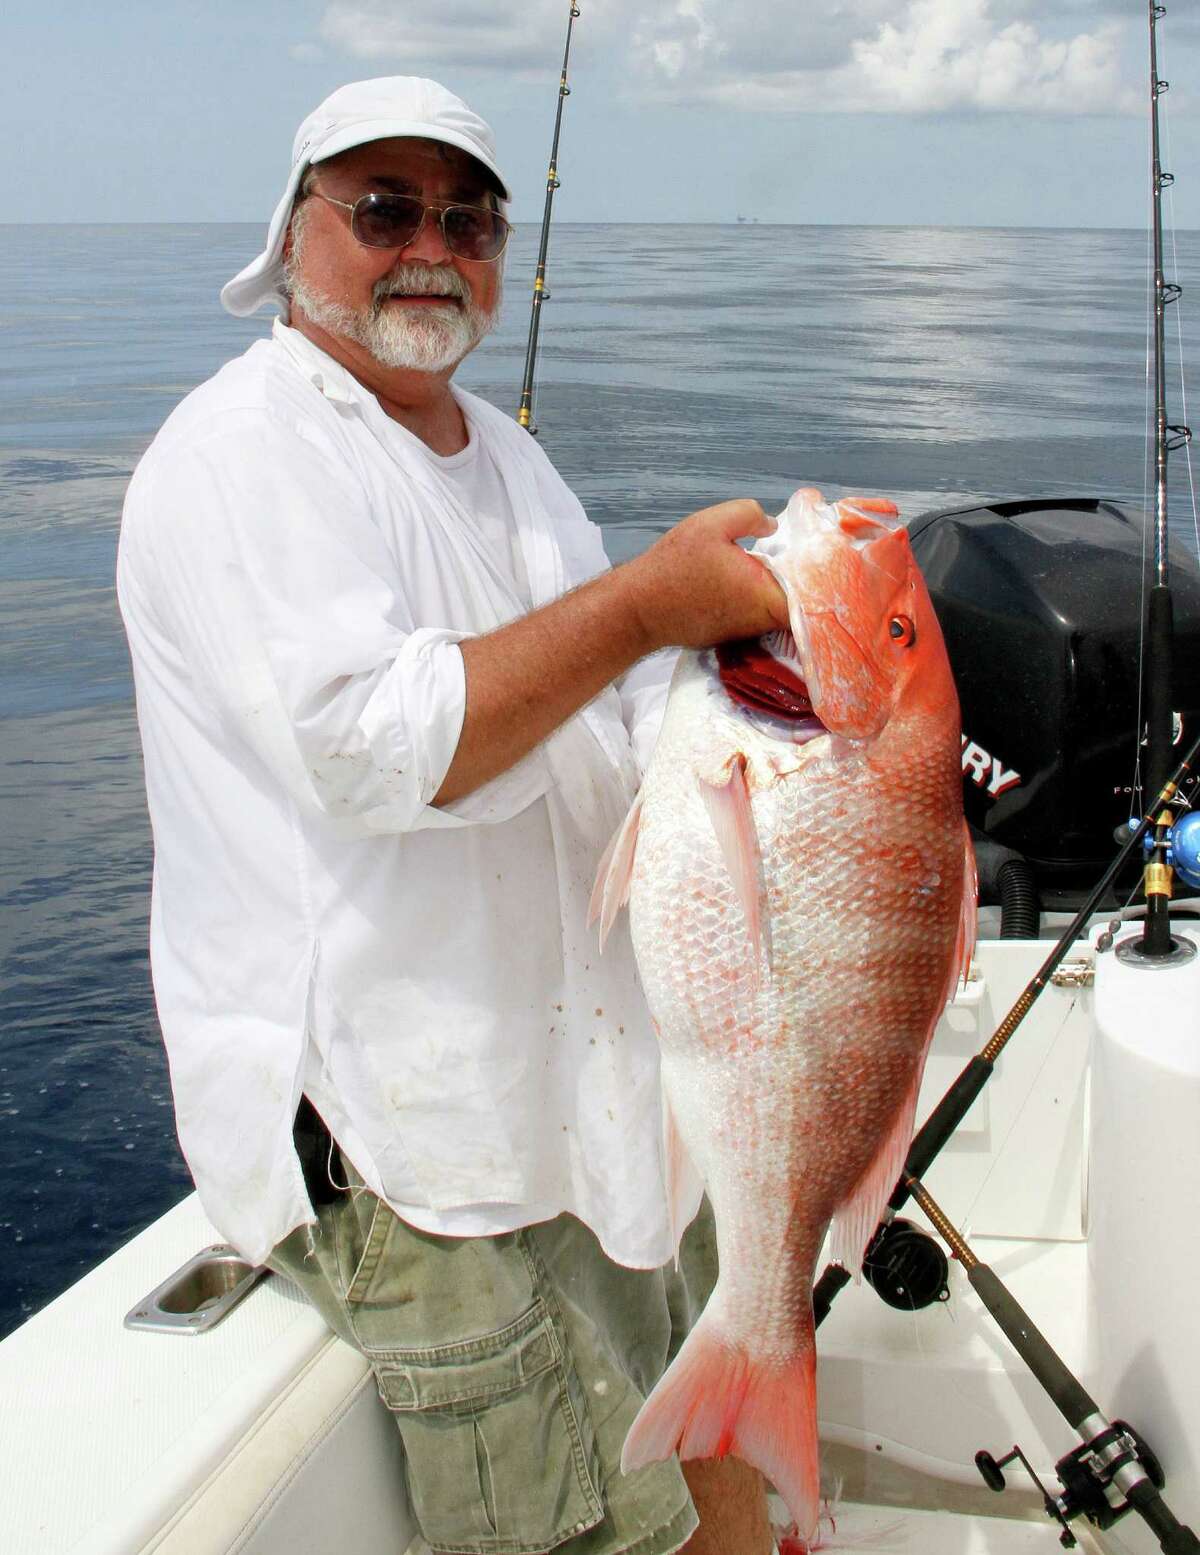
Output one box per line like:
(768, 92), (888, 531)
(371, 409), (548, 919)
(118, 77), (786, 1555)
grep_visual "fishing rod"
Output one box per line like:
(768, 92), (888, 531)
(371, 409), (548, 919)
(1139, 0), (1192, 960)
(517, 1), (581, 435)
(812, 722), (1200, 1327)
(905, 1172), (1200, 1552)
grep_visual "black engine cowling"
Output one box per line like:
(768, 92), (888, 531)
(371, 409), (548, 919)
(908, 498), (1200, 894)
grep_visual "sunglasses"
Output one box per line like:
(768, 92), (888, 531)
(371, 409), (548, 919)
(310, 190), (512, 263)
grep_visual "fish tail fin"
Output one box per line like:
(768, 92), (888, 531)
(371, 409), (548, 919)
(621, 1315), (819, 1546)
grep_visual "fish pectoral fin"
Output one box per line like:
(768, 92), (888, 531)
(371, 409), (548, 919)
(588, 792), (643, 950)
(697, 755), (767, 974)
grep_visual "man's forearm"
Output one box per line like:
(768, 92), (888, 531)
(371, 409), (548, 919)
(433, 564), (651, 807)
(432, 500), (786, 809)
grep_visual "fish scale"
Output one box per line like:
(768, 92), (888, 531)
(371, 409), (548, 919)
(634, 685), (962, 1338)
(594, 488), (974, 1551)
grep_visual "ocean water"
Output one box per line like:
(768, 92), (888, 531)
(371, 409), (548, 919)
(1, 221), (1197, 1339)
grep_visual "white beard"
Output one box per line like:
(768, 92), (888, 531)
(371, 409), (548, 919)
(288, 259), (499, 373)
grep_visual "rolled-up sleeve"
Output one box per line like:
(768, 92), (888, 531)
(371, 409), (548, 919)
(120, 408), (539, 834)
(519, 438), (679, 779)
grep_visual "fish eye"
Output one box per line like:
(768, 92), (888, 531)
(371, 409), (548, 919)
(889, 615), (916, 646)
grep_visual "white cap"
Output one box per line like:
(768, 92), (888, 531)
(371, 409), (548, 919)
(220, 77), (511, 317)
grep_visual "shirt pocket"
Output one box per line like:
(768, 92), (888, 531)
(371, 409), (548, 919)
(369, 1297), (605, 1555)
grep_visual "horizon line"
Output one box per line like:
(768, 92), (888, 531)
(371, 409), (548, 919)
(2, 219), (1196, 235)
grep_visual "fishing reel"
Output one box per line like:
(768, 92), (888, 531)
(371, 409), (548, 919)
(1137, 807), (1200, 889)
(975, 1422), (1168, 1549)
(861, 1218), (949, 1310)
(1124, 793), (1200, 874)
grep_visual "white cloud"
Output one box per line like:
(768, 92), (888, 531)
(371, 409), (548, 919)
(314, 0), (600, 74)
(637, 0), (724, 82)
(842, 1), (1132, 114)
(304, 0), (1142, 114)
(629, 0), (1138, 114)
(289, 42), (324, 63)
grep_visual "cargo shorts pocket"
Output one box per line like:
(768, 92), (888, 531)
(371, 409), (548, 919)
(369, 1297), (605, 1555)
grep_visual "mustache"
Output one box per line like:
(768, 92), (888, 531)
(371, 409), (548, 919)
(371, 263), (470, 308)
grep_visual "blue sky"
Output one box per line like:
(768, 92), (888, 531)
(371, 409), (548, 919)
(6, 0), (1198, 229)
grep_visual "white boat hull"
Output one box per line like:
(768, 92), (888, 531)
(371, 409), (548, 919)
(1, 928), (1196, 1553)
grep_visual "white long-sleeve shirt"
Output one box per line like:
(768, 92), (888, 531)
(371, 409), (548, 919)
(117, 321), (688, 1270)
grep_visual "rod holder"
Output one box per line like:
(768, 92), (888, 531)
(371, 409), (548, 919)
(124, 1244), (269, 1335)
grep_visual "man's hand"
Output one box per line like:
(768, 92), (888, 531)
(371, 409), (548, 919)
(435, 498), (790, 807)
(622, 500), (790, 653)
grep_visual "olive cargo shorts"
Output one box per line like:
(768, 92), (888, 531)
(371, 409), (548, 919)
(268, 1101), (717, 1555)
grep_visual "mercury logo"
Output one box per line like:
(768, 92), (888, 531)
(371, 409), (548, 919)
(961, 735), (1022, 798)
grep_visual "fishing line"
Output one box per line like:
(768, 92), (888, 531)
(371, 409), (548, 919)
(1160, 71), (1200, 568)
(1134, 89), (1156, 820)
(912, 1308), (1037, 1455)
(886, 1100), (1085, 1466)
(1176, 331), (1199, 568)
(1137, 284), (1156, 808)
(865, 987), (1080, 1428)
(954, 990), (1081, 1236)
(897, 1234), (1056, 1463)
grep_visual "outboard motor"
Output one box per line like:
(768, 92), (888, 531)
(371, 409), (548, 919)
(908, 498), (1200, 909)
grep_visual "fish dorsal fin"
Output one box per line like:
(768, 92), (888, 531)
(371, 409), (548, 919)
(835, 496), (903, 543)
(698, 755), (766, 974)
(836, 508), (890, 541)
(588, 792), (643, 950)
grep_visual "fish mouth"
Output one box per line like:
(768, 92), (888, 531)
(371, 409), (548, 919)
(715, 630), (827, 738)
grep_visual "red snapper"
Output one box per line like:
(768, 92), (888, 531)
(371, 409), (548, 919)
(592, 488), (975, 1550)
